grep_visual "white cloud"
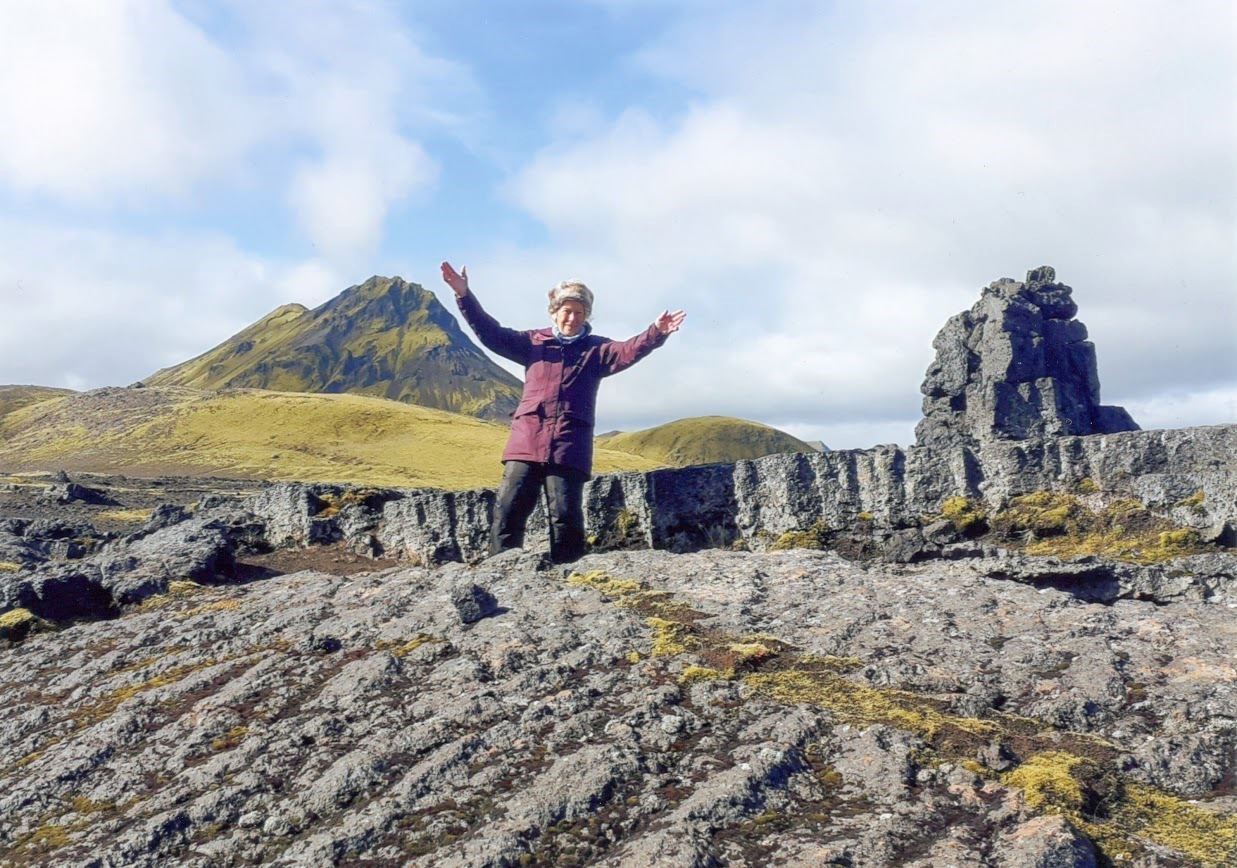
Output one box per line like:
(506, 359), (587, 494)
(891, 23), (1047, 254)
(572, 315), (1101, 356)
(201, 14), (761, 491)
(0, 1), (469, 257)
(290, 142), (436, 259)
(483, 0), (1235, 448)
(0, 219), (329, 388)
(0, 1), (261, 201)
(1122, 385), (1237, 431)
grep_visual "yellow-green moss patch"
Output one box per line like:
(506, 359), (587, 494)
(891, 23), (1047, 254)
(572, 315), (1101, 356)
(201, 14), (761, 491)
(380, 633), (441, 658)
(647, 617), (697, 657)
(770, 519), (830, 551)
(1002, 751), (1092, 814)
(1180, 489), (1206, 508)
(616, 508), (639, 537)
(0, 608), (51, 642)
(679, 665), (732, 685)
(936, 496), (988, 534)
(567, 570), (643, 600)
(71, 796), (118, 814)
(96, 508), (152, 523)
(1111, 783), (1237, 865)
(0, 561), (22, 572)
(176, 598), (241, 619)
(24, 824), (69, 851)
(211, 725), (250, 751)
(744, 668), (997, 745)
(985, 491), (1208, 564)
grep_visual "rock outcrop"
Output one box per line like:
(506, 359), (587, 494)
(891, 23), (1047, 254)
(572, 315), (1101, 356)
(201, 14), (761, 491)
(916, 267), (1138, 449)
(248, 423), (1236, 569)
(2, 546), (1233, 864)
(3, 423), (1234, 625)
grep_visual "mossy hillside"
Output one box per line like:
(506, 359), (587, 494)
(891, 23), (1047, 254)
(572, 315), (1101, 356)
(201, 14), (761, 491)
(145, 276), (523, 421)
(0, 386), (656, 488)
(0, 385), (77, 422)
(568, 569), (1237, 865)
(595, 416), (815, 468)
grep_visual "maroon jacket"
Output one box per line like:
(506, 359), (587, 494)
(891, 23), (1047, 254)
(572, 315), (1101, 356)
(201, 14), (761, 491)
(456, 290), (668, 475)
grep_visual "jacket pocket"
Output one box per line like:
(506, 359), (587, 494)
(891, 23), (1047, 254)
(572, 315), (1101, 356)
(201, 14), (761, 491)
(513, 397), (543, 418)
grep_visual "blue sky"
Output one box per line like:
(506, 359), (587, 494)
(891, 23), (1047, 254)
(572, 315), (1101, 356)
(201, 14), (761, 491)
(1, 0), (1234, 449)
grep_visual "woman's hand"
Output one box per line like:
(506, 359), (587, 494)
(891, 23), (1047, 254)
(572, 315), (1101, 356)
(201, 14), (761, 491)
(655, 309), (686, 335)
(441, 261), (469, 297)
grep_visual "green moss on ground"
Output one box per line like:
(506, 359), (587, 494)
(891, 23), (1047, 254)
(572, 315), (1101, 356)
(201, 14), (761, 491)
(770, 519), (830, 551)
(96, 508), (152, 523)
(1074, 477), (1100, 494)
(210, 725), (250, 752)
(920, 490), (1215, 564)
(936, 496), (989, 535)
(0, 608), (51, 643)
(1002, 751), (1094, 813)
(376, 633), (442, 658)
(569, 568), (1237, 865)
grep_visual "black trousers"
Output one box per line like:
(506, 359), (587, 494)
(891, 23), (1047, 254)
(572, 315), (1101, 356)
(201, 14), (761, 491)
(491, 460), (588, 563)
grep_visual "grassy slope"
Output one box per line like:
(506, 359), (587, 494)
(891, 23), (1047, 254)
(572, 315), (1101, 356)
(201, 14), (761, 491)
(596, 416), (814, 467)
(0, 385), (77, 421)
(0, 387), (656, 489)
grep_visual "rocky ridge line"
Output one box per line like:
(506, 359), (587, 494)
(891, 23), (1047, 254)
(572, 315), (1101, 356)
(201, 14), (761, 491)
(2, 423), (1234, 628)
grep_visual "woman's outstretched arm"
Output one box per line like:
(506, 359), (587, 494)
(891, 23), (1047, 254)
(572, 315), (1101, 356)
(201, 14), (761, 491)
(441, 261), (533, 366)
(599, 309), (686, 376)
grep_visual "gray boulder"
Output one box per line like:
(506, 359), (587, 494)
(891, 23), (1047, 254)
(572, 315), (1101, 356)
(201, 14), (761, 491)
(916, 266), (1138, 448)
(450, 581), (498, 624)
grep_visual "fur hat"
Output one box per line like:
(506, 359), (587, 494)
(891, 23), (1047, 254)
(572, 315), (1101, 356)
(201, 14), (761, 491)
(547, 281), (594, 320)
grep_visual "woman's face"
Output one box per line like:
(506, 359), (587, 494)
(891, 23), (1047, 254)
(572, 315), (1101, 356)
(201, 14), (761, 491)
(554, 300), (587, 336)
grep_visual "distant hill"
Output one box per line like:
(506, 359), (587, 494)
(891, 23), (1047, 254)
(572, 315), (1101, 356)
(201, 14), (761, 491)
(596, 416), (815, 467)
(0, 385), (77, 422)
(0, 387), (656, 489)
(145, 276), (522, 421)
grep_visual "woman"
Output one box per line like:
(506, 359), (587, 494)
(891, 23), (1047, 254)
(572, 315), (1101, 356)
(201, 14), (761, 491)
(441, 261), (685, 563)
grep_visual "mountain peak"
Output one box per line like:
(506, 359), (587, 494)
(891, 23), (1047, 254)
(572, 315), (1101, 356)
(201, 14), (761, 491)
(146, 276), (520, 420)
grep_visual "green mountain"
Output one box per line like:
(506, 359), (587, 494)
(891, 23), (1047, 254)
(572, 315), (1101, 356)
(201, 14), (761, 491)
(596, 416), (817, 467)
(145, 276), (522, 421)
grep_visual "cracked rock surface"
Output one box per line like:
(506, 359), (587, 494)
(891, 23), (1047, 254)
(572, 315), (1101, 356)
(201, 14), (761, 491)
(2, 547), (1234, 866)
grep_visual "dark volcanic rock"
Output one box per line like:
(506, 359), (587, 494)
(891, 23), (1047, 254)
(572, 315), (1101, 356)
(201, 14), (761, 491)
(40, 481), (118, 506)
(451, 581), (498, 624)
(3, 508), (265, 620)
(0, 548), (1231, 865)
(3, 423), (1233, 628)
(916, 267), (1138, 449)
